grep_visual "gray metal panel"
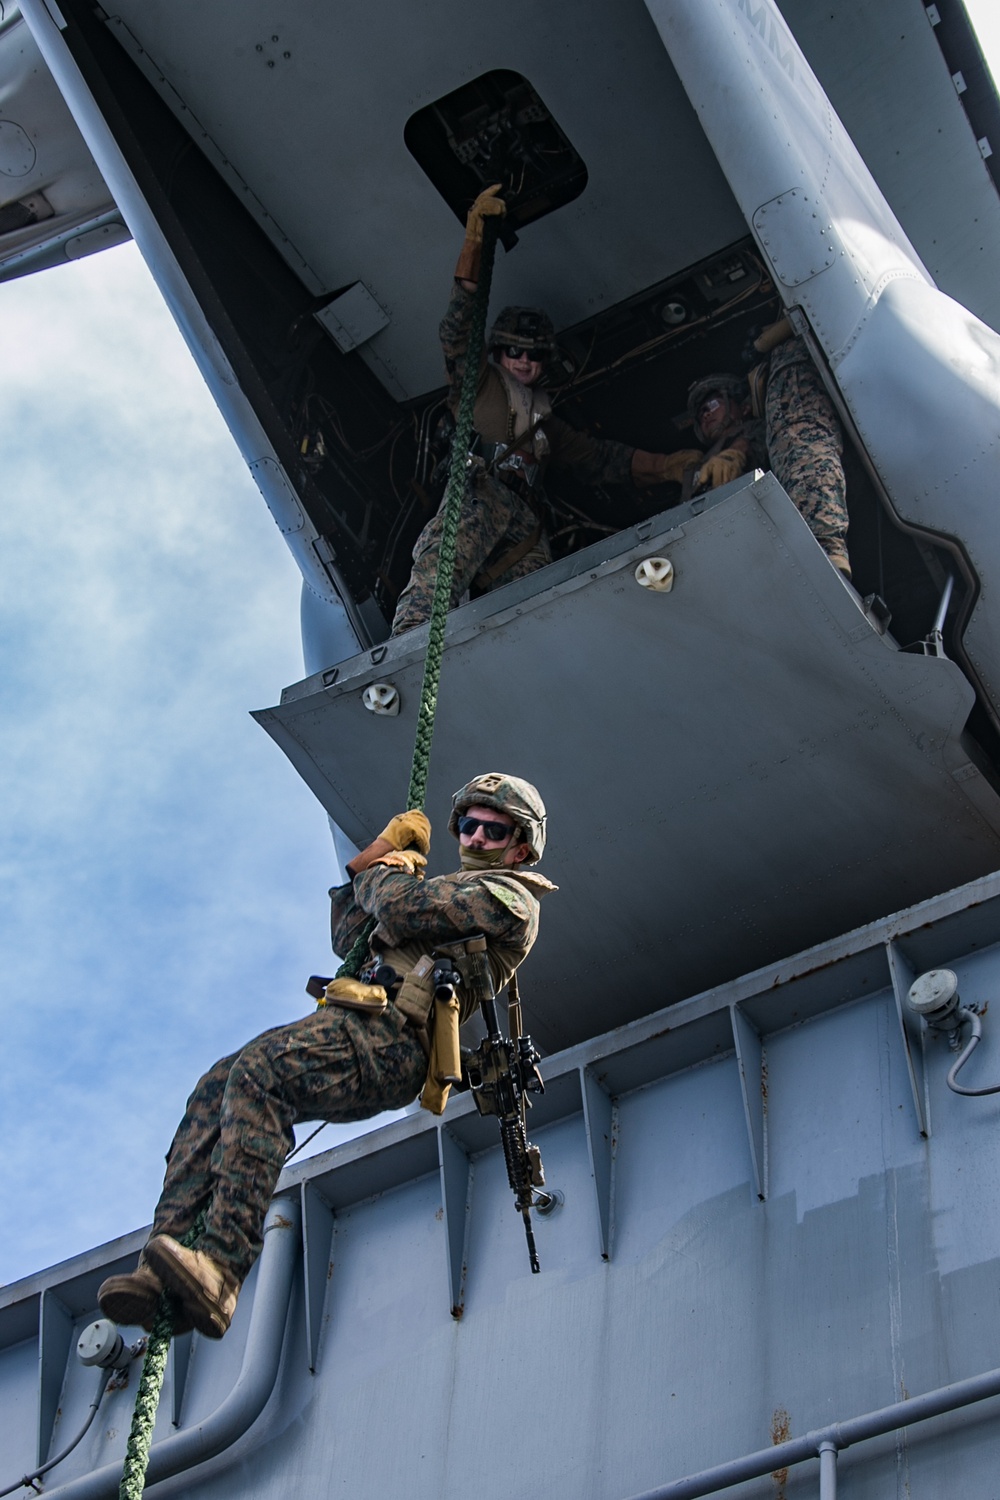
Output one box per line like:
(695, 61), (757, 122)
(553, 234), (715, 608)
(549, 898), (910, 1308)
(97, 0), (1000, 392)
(780, 0), (1000, 332)
(0, 11), (121, 279)
(255, 478), (1000, 1052)
(104, 0), (745, 398)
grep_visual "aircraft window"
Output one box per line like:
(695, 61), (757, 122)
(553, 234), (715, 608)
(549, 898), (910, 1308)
(404, 70), (587, 241)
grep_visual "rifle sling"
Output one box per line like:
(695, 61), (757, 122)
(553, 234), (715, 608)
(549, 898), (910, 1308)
(473, 519), (543, 588)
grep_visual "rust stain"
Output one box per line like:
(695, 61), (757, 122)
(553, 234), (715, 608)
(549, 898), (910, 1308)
(272, 1214), (293, 1229)
(770, 1408), (791, 1498)
(435, 1206), (444, 1220)
(760, 1057), (769, 1108)
(644, 1023), (673, 1042)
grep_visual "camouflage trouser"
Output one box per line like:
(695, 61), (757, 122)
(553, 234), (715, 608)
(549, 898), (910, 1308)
(150, 1006), (426, 1281)
(766, 338), (850, 574)
(391, 473), (551, 635)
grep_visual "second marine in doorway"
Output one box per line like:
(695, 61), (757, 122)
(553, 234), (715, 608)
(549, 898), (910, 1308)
(391, 186), (701, 634)
(686, 323), (851, 578)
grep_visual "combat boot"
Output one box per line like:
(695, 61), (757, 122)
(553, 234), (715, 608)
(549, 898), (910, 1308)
(98, 1256), (193, 1335)
(144, 1235), (240, 1340)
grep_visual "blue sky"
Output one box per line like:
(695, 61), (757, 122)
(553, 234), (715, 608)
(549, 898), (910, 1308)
(3, 6), (1000, 1288)
(0, 248), (367, 1285)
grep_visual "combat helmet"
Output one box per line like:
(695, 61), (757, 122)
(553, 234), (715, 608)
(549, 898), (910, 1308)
(687, 372), (748, 444)
(449, 772), (547, 863)
(489, 306), (556, 362)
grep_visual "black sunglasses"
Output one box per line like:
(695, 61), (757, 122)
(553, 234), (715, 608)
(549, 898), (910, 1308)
(498, 344), (541, 361)
(457, 815), (514, 842)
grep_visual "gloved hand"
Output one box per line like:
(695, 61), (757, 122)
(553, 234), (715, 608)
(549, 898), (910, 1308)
(455, 184), (506, 283)
(367, 849), (428, 878)
(631, 448), (704, 488)
(378, 810), (431, 855)
(695, 448), (747, 490)
(753, 315), (793, 355)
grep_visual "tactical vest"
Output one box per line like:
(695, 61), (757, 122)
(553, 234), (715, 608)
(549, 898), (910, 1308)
(371, 868), (555, 1027)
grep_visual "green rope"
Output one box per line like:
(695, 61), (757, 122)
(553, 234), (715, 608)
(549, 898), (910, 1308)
(334, 919), (377, 980)
(335, 216), (500, 980)
(118, 1214), (205, 1500)
(406, 215), (498, 814)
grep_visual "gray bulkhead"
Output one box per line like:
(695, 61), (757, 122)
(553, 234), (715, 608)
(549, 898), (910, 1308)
(5, 871), (1000, 1498)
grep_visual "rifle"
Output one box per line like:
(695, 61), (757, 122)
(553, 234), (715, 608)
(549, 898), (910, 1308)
(458, 936), (550, 1273)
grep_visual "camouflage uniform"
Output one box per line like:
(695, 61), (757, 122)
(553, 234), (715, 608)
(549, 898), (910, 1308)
(146, 859), (552, 1282)
(391, 283), (635, 635)
(765, 337), (849, 572)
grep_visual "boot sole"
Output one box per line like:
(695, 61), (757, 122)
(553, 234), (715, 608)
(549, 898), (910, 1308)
(98, 1271), (194, 1337)
(144, 1238), (233, 1340)
(98, 1273), (160, 1330)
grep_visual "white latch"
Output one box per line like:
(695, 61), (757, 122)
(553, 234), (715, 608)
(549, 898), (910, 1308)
(634, 557), (675, 592)
(362, 683), (400, 716)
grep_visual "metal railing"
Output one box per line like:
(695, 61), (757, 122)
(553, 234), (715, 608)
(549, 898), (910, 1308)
(625, 1363), (1000, 1499)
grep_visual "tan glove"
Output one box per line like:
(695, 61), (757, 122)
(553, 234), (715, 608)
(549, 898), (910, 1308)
(367, 849), (428, 878)
(695, 448), (747, 490)
(346, 811), (430, 876)
(346, 836), (394, 878)
(753, 316), (793, 355)
(378, 810), (431, 855)
(631, 448), (704, 488)
(455, 184), (506, 283)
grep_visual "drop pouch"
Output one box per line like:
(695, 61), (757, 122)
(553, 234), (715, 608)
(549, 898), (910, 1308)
(420, 992), (463, 1117)
(394, 953), (436, 1026)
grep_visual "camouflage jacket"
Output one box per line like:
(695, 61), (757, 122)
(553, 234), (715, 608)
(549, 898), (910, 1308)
(440, 281), (634, 488)
(329, 862), (557, 1023)
(768, 333), (810, 380)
